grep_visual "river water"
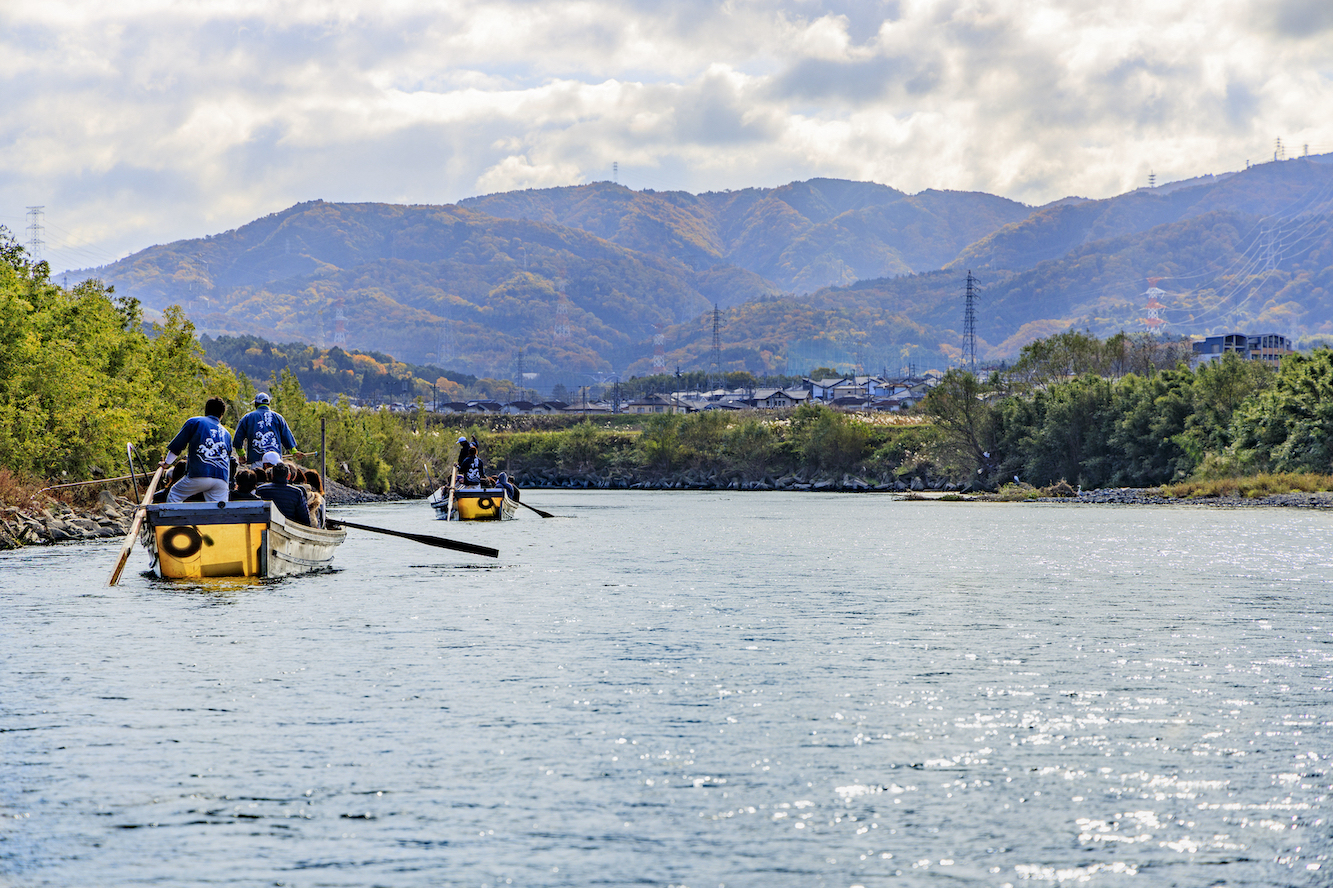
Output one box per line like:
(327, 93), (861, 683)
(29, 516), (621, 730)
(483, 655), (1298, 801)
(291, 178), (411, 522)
(2, 492), (1330, 887)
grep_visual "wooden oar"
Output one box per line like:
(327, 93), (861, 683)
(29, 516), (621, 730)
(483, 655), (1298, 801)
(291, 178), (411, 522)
(325, 518), (499, 559)
(108, 464), (165, 586)
(515, 498), (556, 519)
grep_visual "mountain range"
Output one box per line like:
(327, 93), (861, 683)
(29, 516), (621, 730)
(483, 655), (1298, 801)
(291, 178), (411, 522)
(84, 155), (1333, 382)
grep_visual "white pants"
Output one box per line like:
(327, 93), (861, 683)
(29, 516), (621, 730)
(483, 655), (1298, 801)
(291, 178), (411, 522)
(167, 476), (229, 503)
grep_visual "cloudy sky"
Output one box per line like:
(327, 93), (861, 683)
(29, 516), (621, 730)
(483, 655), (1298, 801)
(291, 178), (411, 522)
(3, 0), (1331, 271)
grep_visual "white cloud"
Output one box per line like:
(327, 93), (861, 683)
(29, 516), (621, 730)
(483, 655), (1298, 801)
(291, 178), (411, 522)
(0, 0), (1329, 270)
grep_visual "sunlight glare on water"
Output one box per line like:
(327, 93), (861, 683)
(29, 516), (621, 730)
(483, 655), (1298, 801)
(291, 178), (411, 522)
(1, 492), (1330, 886)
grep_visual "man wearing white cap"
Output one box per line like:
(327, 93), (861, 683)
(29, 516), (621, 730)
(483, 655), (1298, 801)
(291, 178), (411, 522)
(234, 391), (298, 468)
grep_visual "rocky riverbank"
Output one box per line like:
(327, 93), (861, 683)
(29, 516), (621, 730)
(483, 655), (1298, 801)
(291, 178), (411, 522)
(1043, 488), (1333, 508)
(1, 490), (137, 549)
(0, 478), (392, 551)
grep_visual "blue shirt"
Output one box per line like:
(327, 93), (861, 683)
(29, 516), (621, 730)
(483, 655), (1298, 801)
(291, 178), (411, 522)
(167, 416), (233, 481)
(234, 406), (297, 464)
(458, 454), (485, 485)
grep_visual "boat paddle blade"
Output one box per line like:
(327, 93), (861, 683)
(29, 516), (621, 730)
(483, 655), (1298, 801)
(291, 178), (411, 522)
(517, 499), (557, 519)
(326, 518), (499, 559)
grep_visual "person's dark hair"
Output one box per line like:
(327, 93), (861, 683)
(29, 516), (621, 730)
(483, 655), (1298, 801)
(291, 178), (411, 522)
(234, 468), (257, 494)
(271, 462), (290, 482)
(204, 397), (227, 418)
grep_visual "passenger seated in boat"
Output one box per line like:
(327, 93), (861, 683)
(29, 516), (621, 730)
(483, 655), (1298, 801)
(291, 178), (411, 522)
(254, 462), (312, 526)
(229, 468), (261, 501)
(258, 450), (283, 482)
(300, 468), (326, 528)
(497, 471), (521, 502)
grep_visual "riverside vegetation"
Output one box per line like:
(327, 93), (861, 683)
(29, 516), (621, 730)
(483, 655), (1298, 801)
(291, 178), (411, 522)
(6, 230), (1333, 547)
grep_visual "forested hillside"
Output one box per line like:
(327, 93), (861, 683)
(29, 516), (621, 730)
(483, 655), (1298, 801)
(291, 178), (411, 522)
(461, 179), (1031, 292)
(952, 157), (1333, 273)
(82, 158), (1333, 384)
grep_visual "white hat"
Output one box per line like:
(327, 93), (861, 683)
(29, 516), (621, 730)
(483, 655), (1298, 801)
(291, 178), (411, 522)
(261, 451), (282, 466)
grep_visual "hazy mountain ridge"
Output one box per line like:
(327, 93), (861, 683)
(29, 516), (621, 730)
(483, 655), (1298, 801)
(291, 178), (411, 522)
(800, 207), (1333, 372)
(87, 159), (1333, 380)
(461, 178), (1033, 292)
(954, 158), (1333, 274)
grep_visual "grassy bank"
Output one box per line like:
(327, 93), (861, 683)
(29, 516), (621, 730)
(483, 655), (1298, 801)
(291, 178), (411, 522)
(458, 407), (943, 490)
(1160, 473), (1333, 499)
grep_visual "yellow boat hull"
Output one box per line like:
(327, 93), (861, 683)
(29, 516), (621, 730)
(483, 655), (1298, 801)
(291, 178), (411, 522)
(428, 487), (517, 521)
(145, 501), (347, 579)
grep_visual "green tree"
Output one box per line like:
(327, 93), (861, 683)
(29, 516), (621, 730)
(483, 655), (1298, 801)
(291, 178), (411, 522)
(921, 370), (997, 483)
(1232, 349), (1333, 473)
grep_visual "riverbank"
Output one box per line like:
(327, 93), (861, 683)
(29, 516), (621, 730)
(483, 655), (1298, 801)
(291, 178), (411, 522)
(944, 487), (1333, 508)
(1, 490), (138, 548)
(6, 481), (1332, 551)
(509, 468), (933, 492)
(0, 478), (391, 551)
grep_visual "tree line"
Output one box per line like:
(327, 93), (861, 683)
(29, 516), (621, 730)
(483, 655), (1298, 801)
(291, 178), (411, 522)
(8, 220), (1331, 499)
(923, 330), (1332, 489)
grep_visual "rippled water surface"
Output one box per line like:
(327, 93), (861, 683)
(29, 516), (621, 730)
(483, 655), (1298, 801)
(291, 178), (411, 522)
(2, 492), (1331, 887)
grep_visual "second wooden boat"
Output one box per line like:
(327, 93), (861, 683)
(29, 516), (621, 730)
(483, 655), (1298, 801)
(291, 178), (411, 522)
(427, 485), (518, 521)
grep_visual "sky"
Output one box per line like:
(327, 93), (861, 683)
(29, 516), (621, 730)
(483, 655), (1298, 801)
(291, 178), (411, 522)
(2, 0), (1331, 272)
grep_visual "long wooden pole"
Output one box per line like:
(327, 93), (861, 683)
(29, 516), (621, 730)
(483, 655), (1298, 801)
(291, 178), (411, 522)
(108, 464), (165, 586)
(40, 473), (135, 492)
(445, 465), (457, 521)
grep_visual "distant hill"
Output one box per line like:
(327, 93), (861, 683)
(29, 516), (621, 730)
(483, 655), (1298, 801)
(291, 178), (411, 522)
(96, 201), (753, 377)
(86, 159), (1333, 382)
(463, 179), (1032, 292)
(952, 157), (1333, 273)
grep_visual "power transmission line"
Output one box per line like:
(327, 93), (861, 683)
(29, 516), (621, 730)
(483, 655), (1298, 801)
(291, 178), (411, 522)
(963, 270), (979, 372)
(709, 304), (721, 390)
(25, 206), (44, 261)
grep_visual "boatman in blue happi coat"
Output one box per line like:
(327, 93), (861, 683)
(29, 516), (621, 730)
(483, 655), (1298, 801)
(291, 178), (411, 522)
(159, 396), (233, 503)
(233, 391), (298, 468)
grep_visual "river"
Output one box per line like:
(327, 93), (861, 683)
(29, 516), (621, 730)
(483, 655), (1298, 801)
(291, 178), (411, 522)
(2, 492), (1330, 887)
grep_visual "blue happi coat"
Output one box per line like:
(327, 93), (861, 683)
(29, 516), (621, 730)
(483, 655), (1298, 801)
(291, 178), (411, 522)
(234, 406), (297, 464)
(167, 416), (233, 481)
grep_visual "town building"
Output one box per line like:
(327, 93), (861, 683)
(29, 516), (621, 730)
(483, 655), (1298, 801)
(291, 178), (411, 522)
(1192, 333), (1295, 365)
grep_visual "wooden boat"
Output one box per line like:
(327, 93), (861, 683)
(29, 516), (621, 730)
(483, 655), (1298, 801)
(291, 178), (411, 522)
(142, 501), (346, 579)
(428, 485), (517, 521)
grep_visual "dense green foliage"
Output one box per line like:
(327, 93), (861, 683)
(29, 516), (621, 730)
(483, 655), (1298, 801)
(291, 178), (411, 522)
(1231, 350), (1333, 473)
(0, 228), (237, 480)
(477, 404), (937, 485)
(922, 333), (1301, 489)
